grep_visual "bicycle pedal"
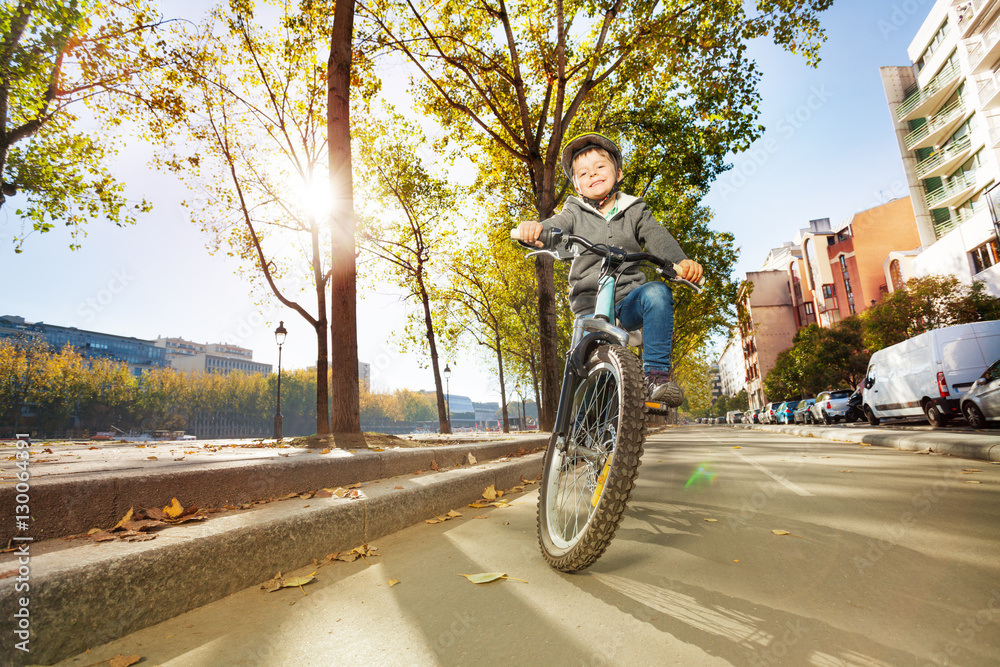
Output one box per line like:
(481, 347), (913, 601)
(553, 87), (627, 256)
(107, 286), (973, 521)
(645, 401), (670, 415)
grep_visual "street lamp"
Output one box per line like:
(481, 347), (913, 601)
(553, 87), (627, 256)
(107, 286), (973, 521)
(443, 363), (451, 430)
(273, 321), (287, 440)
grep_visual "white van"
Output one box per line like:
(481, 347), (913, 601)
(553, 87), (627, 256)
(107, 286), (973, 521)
(862, 320), (1000, 427)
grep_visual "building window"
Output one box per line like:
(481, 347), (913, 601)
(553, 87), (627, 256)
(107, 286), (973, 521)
(916, 25), (950, 70)
(822, 283), (834, 299)
(971, 237), (1000, 274)
(805, 302), (814, 315)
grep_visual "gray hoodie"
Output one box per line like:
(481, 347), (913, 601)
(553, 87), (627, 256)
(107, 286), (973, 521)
(539, 193), (688, 316)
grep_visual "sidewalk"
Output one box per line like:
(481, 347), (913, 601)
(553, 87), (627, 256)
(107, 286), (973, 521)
(0, 432), (549, 665)
(735, 423), (1000, 462)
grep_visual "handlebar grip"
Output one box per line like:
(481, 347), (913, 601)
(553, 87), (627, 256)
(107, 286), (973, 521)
(672, 263), (706, 288)
(510, 226), (560, 247)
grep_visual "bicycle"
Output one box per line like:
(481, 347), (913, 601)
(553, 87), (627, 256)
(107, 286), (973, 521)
(511, 226), (704, 572)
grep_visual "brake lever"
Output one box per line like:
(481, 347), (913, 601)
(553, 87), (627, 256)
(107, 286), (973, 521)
(525, 248), (564, 260)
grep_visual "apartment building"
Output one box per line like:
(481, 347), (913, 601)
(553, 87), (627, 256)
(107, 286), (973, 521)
(717, 336), (748, 398)
(737, 271), (798, 409)
(1, 315), (168, 376)
(880, 0), (1000, 294)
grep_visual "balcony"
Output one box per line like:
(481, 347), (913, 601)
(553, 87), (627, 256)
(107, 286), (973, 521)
(925, 170), (978, 210)
(957, 0), (994, 38)
(818, 295), (839, 314)
(977, 72), (1000, 109)
(968, 18), (1000, 73)
(915, 133), (973, 179)
(895, 62), (963, 122)
(904, 98), (969, 151)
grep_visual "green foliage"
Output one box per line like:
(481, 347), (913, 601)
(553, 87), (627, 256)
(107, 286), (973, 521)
(862, 275), (1000, 352)
(0, 0), (174, 251)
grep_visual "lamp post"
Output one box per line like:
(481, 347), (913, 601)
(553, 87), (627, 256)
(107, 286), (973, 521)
(273, 321), (287, 440)
(443, 363), (451, 432)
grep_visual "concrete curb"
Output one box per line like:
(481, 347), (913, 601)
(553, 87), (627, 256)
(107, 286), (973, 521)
(0, 438), (549, 544)
(0, 452), (545, 666)
(733, 424), (1000, 462)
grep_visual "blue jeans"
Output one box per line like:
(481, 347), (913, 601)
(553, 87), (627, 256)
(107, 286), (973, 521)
(615, 281), (674, 374)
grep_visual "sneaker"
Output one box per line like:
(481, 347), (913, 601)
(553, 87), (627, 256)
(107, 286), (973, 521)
(646, 370), (684, 407)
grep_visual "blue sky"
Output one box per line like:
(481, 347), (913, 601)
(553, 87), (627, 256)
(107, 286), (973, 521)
(0, 0), (924, 404)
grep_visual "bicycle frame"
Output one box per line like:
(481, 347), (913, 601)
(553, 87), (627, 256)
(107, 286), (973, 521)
(551, 267), (632, 453)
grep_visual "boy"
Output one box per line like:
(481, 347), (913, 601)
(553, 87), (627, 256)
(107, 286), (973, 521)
(516, 133), (703, 406)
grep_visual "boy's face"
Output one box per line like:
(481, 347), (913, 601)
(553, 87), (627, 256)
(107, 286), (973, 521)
(572, 149), (623, 202)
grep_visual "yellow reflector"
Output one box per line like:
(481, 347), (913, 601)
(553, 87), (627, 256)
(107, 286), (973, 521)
(591, 451), (614, 506)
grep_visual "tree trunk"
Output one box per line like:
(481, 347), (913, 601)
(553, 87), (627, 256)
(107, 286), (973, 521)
(313, 223), (330, 435)
(534, 176), (559, 431)
(494, 333), (509, 433)
(328, 1), (360, 435)
(418, 274), (451, 434)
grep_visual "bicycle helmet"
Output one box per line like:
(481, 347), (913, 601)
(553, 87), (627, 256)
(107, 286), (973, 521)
(560, 132), (623, 181)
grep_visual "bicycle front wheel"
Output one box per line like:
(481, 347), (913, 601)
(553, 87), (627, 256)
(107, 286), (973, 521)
(537, 344), (646, 572)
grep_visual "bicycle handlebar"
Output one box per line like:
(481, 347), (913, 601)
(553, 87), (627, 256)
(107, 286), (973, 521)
(509, 227), (706, 289)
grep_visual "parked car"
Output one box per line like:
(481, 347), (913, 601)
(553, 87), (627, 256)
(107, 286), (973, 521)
(811, 389), (854, 424)
(960, 356), (1000, 428)
(760, 402), (780, 424)
(779, 400), (803, 424)
(793, 398), (816, 424)
(743, 408), (759, 424)
(751, 408), (762, 423)
(863, 320), (1000, 427)
(726, 410), (744, 424)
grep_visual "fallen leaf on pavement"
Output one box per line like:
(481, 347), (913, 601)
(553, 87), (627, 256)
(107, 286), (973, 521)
(459, 572), (528, 584)
(394, 486), (404, 490)
(299, 493), (313, 500)
(467, 453), (477, 465)
(704, 518), (719, 522)
(146, 456), (158, 460)
(425, 517), (444, 524)
(482, 485), (497, 501)
(109, 654), (142, 667)
(447, 509), (462, 518)
(321, 448), (331, 454)
(963, 480), (982, 484)
(520, 476), (536, 485)
(468, 501), (492, 509)
(348, 483), (362, 489)
(431, 460), (440, 471)
(963, 469), (981, 473)
(732, 446), (741, 449)
(388, 578), (400, 587)
(163, 498), (184, 519)
(771, 530), (791, 535)
(315, 489), (333, 498)
(112, 508), (134, 531)
(473, 515), (488, 519)
(840, 470), (853, 473)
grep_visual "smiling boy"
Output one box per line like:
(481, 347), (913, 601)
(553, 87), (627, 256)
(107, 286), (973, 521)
(516, 133), (703, 406)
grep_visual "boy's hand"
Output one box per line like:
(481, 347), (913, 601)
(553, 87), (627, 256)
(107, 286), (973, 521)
(677, 259), (703, 283)
(515, 221), (545, 248)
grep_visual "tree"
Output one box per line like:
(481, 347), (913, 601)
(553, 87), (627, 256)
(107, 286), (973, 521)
(361, 0), (834, 428)
(160, 1), (338, 435)
(763, 317), (867, 399)
(0, 0), (181, 252)
(328, 0), (362, 434)
(356, 114), (458, 434)
(863, 275), (1000, 352)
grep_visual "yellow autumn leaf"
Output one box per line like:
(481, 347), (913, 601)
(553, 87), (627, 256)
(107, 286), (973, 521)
(112, 507), (134, 531)
(468, 501), (491, 508)
(963, 480), (982, 484)
(467, 453), (477, 465)
(163, 498), (183, 519)
(388, 578), (400, 587)
(704, 518), (718, 522)
(425, 518), (442, 524)
(771, 529), (791, 535)
(482, 485), (497, 501)
(320, 448), (331, 454)
(446, 510), (462, 518)
(732, 446), (741, 449)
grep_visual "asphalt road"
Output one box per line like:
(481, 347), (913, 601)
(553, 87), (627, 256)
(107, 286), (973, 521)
(56, 427), (1000, 666)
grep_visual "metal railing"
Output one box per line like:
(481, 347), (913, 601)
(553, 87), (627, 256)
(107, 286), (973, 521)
(915, 133), (972, 178)
(925, 170), (977, 209)
(904, 98), (967, 150)
(967, 18), (1000, 69)
(895, 62), (962, 121)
